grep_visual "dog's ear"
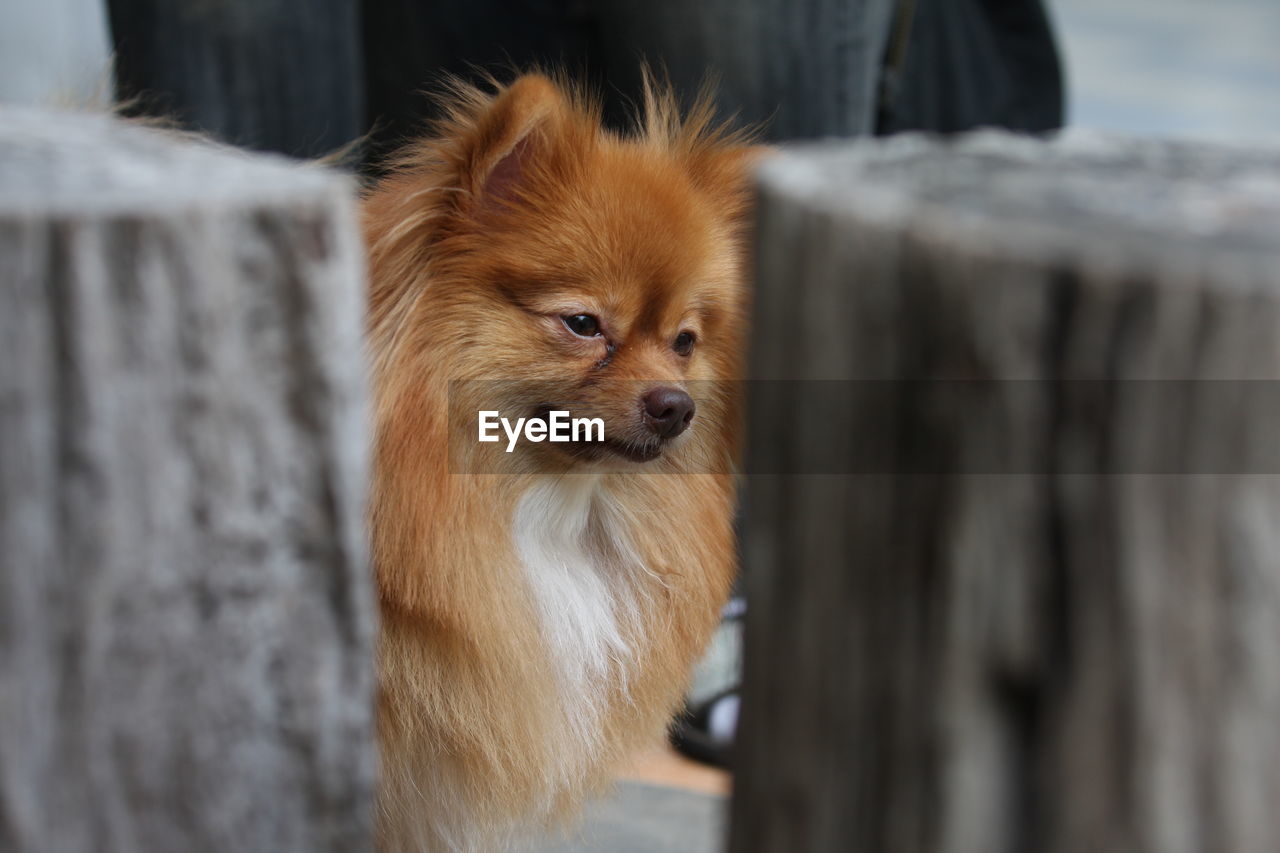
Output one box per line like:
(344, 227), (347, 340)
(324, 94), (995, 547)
(687, 144), (773, 199)
(457, 74), (567, 218)
(360, 74), (571, 296)
(685, 143), (774, 237)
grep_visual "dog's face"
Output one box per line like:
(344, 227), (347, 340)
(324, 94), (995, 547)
(367, 75), (757, 471)
(456, 133), (748, 467)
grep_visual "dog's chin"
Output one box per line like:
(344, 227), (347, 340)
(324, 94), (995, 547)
(559, 438), (665, 466)
(525, 407), (666, 467)
(600, 439), (664, 464)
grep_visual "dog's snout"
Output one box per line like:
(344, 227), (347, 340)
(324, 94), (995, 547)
(641, 387), (695, 439)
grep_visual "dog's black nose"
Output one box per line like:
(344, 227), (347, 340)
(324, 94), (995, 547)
(641, 387), (695, 439)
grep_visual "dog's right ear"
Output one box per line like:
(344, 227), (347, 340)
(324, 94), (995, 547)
(361, 74), (570, 300)
(451, 74), (567, 220)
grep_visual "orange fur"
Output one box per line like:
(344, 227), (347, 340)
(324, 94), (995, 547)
(363, 72), (759, 851)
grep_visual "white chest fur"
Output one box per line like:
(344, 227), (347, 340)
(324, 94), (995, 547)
(511, 476), (652, 766)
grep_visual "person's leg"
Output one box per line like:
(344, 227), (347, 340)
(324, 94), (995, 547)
(875, 0), (1065, 134)
(592, 0), (898, 139)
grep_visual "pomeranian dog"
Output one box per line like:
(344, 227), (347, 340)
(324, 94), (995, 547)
(362, 71), (758, 851)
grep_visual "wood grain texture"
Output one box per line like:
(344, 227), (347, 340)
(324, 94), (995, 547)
(0, 108), (374, 852)
(731, 132), (1280, 853)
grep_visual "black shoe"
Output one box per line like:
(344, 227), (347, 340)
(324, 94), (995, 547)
(670, 687), (739, 770)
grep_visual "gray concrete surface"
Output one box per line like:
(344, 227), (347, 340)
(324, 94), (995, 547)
(0, 0), (112, 107)
(1052, 0), (1280, 140)
(533, 783), (726, 853)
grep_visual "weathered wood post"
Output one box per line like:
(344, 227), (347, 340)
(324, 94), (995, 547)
(0, 108), (374, 851)
(733, 133), (1280, 852)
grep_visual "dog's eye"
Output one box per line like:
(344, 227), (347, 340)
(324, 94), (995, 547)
(562, 314), (602, 338)
(674, 331), (696, 357)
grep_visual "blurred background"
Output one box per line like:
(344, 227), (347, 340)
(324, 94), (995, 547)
(2, 0), (1277, 159)
(1057, 0), (1280, 141)
(2, 1), (1277, 851)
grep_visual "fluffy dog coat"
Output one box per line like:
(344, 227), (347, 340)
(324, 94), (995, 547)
(363, 73), (754, 851)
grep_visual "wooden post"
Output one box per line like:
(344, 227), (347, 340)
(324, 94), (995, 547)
(732, 133), (1280, 853)
(0, 108), (374, 851)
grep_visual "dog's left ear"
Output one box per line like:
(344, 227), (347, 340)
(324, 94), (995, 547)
(687, 144), (773, 198)
(686, 144), (774, 234)
(457, 74), (568, 219)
